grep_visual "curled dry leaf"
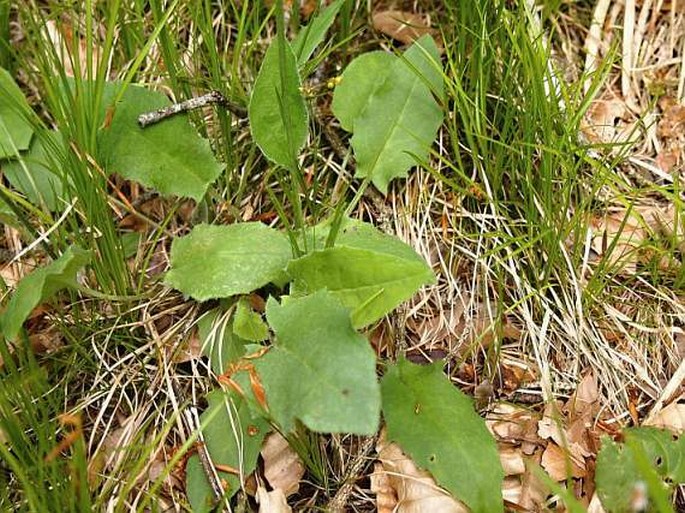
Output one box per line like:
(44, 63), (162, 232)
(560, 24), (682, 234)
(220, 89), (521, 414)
(581, 98), (634, 144)
(409, 300), (521, 356)
(260, 432), (305, 498)
(643, 400), (685, 432)
(372, 10), (434, 45)
(589, 210), (647, 273)
(256, 486), (292, 513)
(499, 445), (526, 476)
(374, 440), (468, 513)
(541, 442), (586, 480)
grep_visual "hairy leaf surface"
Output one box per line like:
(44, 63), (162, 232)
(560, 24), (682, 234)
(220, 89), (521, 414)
(165, 223), (292, 301)
(349, 35), (443, 193)
(286, 220), (434, 328)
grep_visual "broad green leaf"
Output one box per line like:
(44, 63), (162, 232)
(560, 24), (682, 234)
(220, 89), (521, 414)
(3, 130), (65, 210)
(286, 220), (434, 328)
(248, 39), (308, 170)
(331, 51), (395, 132)
(98, 83), (223, 201)
(1, 246), (90, 341)
(291, 0), (346, 67)
(255, 291), (380, 434)
(0, 68), (33, 159)
(352, 35), (444, 193)
(233, 298), (269, 342)
(165, 223), (293, 301)
(596, 428), (685, 513)
(186, 389), (270, 511)
(198, 308), (247, 375)
(381, 358), (504, 513)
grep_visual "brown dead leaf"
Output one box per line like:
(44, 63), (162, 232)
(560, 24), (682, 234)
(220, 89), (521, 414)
(372, 11), (434, 45)
(370, 461), (397, 513)
(499, 445), (526, 476)
(582, 99), (633, 144)
(375, 439), (468, 513)
(410, 300), (521, 356)
(256, 486), (292, 513)
(541, 442), (586, 480)
(657, 98), (685, 139)
(518, 454), (548, 511)
(261, 432), (305, 498)
(172, 331), (203, 364)
(485, 403), (541, 449)
(643, 400), (685, 432)
(587, 492), (608, 513)
(567, 372), (599, 421)
(589, 210), (648, 273)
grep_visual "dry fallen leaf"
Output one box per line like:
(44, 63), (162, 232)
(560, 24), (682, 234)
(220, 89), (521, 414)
(541, 442), (586, 481)
(374, 439), (468, 513)
(261, 432), (305, 498)
(643, 400), (685, 432)
(256, 486), (292, 513)
(370, 461), (398, 513)
(372, 10), (434, 45)
(582, 99), (633, 144)
(589, 210), (648, 273)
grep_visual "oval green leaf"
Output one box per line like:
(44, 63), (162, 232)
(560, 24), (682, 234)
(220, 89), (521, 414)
(0, 67), (33, 159)
(98, 83), (223, 201)
(351, 35), (444, 193)
(381, 358), (504, 513)
(331, 51), (396, 132)
(249, 39), (308, 170)
(3, 130), (65, 210)
(164, 223), (293, 301)
(1, 246), (91, 341)
(286, 220), (434, 328)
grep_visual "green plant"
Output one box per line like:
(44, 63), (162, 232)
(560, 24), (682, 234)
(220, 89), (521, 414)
(596, 427), (684, 513)
(0, 2), (505, 511)
(160, 6), (504, 513)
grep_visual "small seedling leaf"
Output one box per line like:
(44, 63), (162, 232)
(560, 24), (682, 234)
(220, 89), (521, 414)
(249, 39), (308, 170)
(186, 389), (270, 510)
(331, 51), (396, 132)
(255, 291), (380, 434)
(3, 129), (65, 210)
(165, 223), (292, 301)
(291, 0), (346, 66)
(381, 358), (504, 513)
(98, 83), (223, 201)
(233, 298), (269, 342)
(0, 68), (33, 159)
(351, 35), (443, 193)
(1, 246), (90, 341)
(286, 220), (434, 328)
